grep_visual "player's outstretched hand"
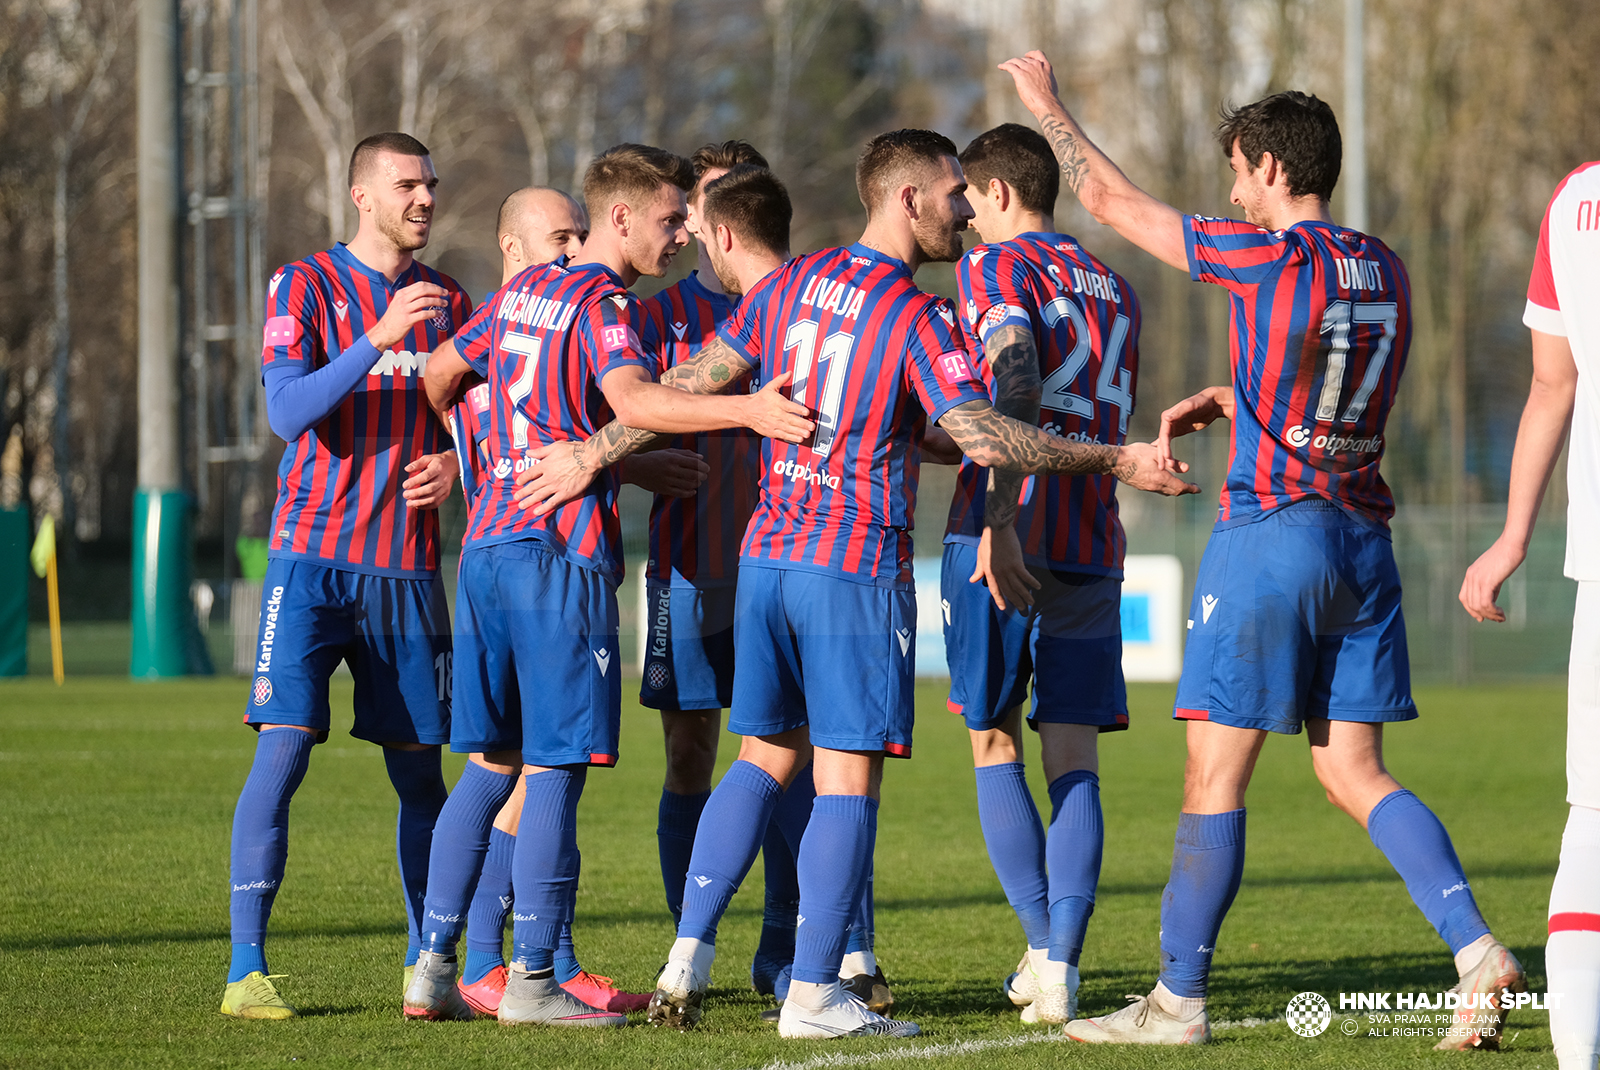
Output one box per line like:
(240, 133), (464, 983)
(624, 448), (709, 498)
(1156, 386), (1235, 470)
(744, 372), (814, 443)
(998, 50), (1063, 117)
(971, 524), (1040, 613)
(368, 281), (450, 353)
(402, 451), (459, 509)
(513, 440), (594, 516)
(1459, 539), (1524, 623)
(1113, 441), (1200, 496)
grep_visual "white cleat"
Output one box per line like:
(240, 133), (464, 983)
(778, 982), (920, 1039)
(1063, 990), (1210, 1045)
(1023, 971), (1077, 1024)
(402, 950), (476, 1021)
(1433, 940), (1526, 1051)
(646, 957), (710, 1031)
(1004, 949), (1040, 1007)
(498, 967), (626, 1028)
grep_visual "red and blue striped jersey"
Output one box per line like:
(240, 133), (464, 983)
(640, 272), (758, 588)
(453, 260), (656, 584)
(1185, 216), (1411, 528)
(262, 243), (473, 577)
(719, 244), (990, 589)
(944, 233), (1140, 576)
(448, 379), (493, 515)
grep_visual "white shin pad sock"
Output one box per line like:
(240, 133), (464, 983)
(1549, 805), (1600, 1070)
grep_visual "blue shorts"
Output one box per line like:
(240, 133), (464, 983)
(1175, 499), (1418, 734)
(451, 540), (621, 767)
(729, 566), (917, 757)
(243, 557), (451, 745)
(639, 581), (736, 712)
(941, 541), (1128, 733)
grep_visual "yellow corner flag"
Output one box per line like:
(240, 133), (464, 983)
(30, 516), (63, 684)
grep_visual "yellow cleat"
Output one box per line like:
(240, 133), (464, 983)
(220, 972), (298, 1020)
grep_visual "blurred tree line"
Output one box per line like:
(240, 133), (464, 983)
(2, 0), (1597, 605)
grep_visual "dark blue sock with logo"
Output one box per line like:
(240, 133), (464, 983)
(975, 762), (1050, 949)
(1046, 770), (1103, 968)
(228, 727), (315, 982)
(511, 768), (585, 971)
(678, 761), (783, 943)
(383, 747), (449, 966)
(1157, 809), (1246, 999)
(1367, 789), (1490, 953)
(417, 761), (515, 955)
(462, 826), (514, 985)
(658, 789), (710, 923)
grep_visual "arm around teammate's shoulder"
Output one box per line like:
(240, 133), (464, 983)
(1000, 50), (1188, 272)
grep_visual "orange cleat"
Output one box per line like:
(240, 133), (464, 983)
(561, 970), (651, 1013)
(458, 965), (508, 1016)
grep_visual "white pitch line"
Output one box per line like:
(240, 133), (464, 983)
(735, 1017), (1272, 1070)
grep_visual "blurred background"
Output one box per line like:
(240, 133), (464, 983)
(1, 0), (1595, 681)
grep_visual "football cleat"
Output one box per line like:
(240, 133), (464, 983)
(1004, 949), (1040, 1007)
(842, 965), (894, 1015)
(1063, 991), (1210, 1044)
(1433, 940), (1526, 1051)
(759, 1005), (783, 1023)
(778, 985), (919, 1039)
(458, 964), (507, 1016)
(219, 972), (298, 1020)
(402, 964), (414, 999)
(402, 950), (476, 1021)
(646, 958), (709, 1031)
(498, 967), (626, 1028)
(561, 970), (650, 1013)
(1021, 965), (1079, 1024)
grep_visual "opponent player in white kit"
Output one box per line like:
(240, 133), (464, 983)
(1461, 161), (1600, 1070)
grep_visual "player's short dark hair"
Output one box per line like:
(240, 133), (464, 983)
(690, 140), (770, 185)
(855, 128), (961, 214)
(1216, 91), (1341, 202)
(348, 132), (431, 189)
(959, 124), (1059, 215)
(583, 143), (696, 223)
(701, 165), (791, 258)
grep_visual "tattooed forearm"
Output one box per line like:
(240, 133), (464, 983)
(1040, 114), (1090, 193)
(940, 400), (1117, 476)
(581, 419), (661, 472)
(981, 325), (1044, 529)
(662, 337), (755, 395)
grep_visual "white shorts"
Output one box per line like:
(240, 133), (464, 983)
(1570, 582), (1600, 808)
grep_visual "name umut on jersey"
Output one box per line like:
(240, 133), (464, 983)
(1185, 216), (1411, 528)
(262, 242), (473, 577)
(640, 272), (758, 588)
(452, 259), (656, 584)
(719, 243), (989, 589)
(946, 233), (1141, 576)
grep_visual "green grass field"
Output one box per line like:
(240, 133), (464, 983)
(0, 678), (1569, 1068)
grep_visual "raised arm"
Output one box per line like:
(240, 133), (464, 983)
(1000, 51), (1188, 272)
(938, 399), (1197, 496)
(1459, 329), (1578, 622)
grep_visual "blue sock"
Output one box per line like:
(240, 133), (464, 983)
(555, 863), (582, 983)
(678, 761), (783, 943)
(1046, 771), (1103, 968)
(511, 768), (585, 972)
(792, 794), (878, 985)
(846, 864), (875, 954)
(1158, 810), (1246, 999)
(756, 816), (800, 963)
(228, 727), (314, 982)
(462, 827), (514, 985)
(383, 747), (449, 965)
(417, 761), (515, 955)
(771, 762), (815, 855)
(1367, 790), (1491, 953)
(975, 762), (1050, 950)
(658, 790), (710, 923)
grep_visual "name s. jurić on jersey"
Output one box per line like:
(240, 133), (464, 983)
(718, 243), (990, 590)
(641, 272), (758, 588)
(1185, 216), (1411, 528)
(262, 242), (473, 577)
(453, 259), (655, 584)
(945, 233), (1140, 577)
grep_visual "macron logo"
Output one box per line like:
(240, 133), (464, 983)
(693, 876), (712, 888)
(941, 598), (951, 626)
(896, 628), (911, 656)
(1201, 595), (1218, 623)
(671, 321), (687, 340)
(593, 650), (611, 676)
(333, 299), (348, 322)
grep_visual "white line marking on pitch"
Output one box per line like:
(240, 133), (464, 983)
(737, 1018), (1270, 1070)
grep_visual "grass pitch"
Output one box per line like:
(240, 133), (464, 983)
(0, 678), (1567, 1068)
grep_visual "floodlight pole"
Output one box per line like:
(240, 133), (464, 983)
(1344, 0), (1367, 232)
